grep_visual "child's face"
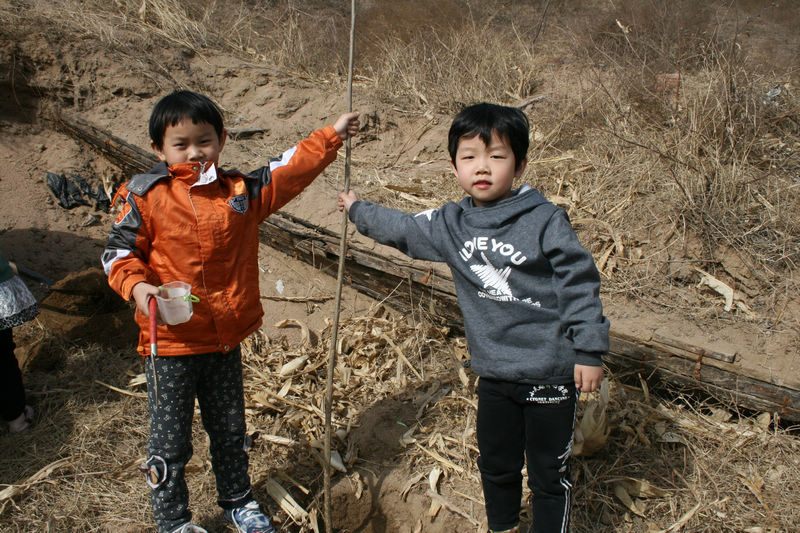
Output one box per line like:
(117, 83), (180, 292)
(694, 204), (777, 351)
(451, 131), (527, 207)
(152, 119), (227, 167)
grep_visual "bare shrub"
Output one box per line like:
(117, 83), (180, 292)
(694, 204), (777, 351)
(519, 2), (800, 311)
(357, 1), (543, 112)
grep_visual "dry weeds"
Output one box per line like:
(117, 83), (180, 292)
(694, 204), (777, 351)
(2, 309), (799, 532)
(1, 0), (799, 531)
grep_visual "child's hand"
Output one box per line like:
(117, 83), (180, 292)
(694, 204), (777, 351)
(338, 189), (359, 213)
(132, 282), (161, 323)
(574, 364), (604, 393)
(334, 111), (361, 141)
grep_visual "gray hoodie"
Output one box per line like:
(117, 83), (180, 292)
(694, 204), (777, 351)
(348, 185), (610, 384)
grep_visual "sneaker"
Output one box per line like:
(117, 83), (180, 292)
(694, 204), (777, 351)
(8, 405), (34, 434)
(225, 500), (276, 533)
(170, 523), (208, 533)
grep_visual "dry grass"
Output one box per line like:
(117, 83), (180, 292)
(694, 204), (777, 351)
(3, 312), (799, 532)
(354, 1), (544, 112)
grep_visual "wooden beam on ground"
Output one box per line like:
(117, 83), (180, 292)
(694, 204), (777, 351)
(608, 332), (797, 419)
(259, 211), (463, 331)
(57, 114), (800, 423)
(55, 114), (159, 177)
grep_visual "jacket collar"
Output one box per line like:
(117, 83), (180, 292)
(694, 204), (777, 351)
(127, 161), (170, 196)
(127, 161), (219, 196)
(169, 162), (218, 187)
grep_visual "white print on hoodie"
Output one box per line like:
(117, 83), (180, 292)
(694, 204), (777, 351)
(472, 252), (541, 306)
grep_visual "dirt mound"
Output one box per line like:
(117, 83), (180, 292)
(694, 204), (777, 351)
(350, 397), (418, 464)
(330, 467), (469, 533)
(40, 267), (124, 316)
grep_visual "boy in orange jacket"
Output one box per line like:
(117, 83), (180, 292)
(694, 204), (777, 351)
(102, 90), (359, 533)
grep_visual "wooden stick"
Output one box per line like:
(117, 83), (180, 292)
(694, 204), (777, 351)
(325, 1), (356, 530)
(94, 380), (147, 399)
(260, 295), (333, 303)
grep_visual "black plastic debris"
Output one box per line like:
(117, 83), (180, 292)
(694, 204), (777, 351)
(45, 172), (111, 212)
(71, 174), (111, 212)
(46, 172), (88, 209)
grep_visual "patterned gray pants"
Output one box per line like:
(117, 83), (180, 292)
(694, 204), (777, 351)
(144, 347), (252, 533)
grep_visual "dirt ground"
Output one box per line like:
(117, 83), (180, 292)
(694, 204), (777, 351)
(1, 1), (799, 532)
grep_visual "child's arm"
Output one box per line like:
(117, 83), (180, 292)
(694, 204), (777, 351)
(102, 187), (159, 303)
(542, 210), (610, 372)
(250, 112), (360, 220)
(337, 189), (446, 262)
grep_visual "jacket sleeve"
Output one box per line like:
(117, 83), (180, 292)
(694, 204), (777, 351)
(541, 209), (610, 364)
(101, 187), (157, 300)
(246, 126), (343, 221)
(348, 201), (446, 262)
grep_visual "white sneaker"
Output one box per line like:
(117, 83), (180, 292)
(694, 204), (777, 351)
(8, 405), (33, 433)
(225, 500), (276, 533)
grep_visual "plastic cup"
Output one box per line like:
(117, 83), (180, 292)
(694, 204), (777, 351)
(155, 281), (198, 325)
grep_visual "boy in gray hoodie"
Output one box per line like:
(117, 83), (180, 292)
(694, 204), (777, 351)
(338, 102), (609, 533)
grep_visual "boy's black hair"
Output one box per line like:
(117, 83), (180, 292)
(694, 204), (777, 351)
(448, 102), (529, 171)
(148, 90), (225, 149)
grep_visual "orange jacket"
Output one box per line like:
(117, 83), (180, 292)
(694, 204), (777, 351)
(102, 126), (342, 356)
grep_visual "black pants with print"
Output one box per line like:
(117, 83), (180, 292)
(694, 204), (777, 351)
(0, 328), (26, 422)
(477, 378), (578, 533)
(145, 347), (252, 533)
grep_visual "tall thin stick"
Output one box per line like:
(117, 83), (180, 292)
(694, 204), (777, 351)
(324, 1), (355, 531)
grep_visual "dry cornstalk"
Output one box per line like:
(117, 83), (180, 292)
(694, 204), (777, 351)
(260, 434), (297, 447)
(0, 458), (72, 510)
(264, 477), (309, 524)
(94, 380), (147, 398)
(414, 442), (465, 474)
(425, 489), (482, 527)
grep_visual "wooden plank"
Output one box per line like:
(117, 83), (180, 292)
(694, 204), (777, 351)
(606, 338), (799, 420)
(260, 212), (464, 330)
(650, 333), (736, 364)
